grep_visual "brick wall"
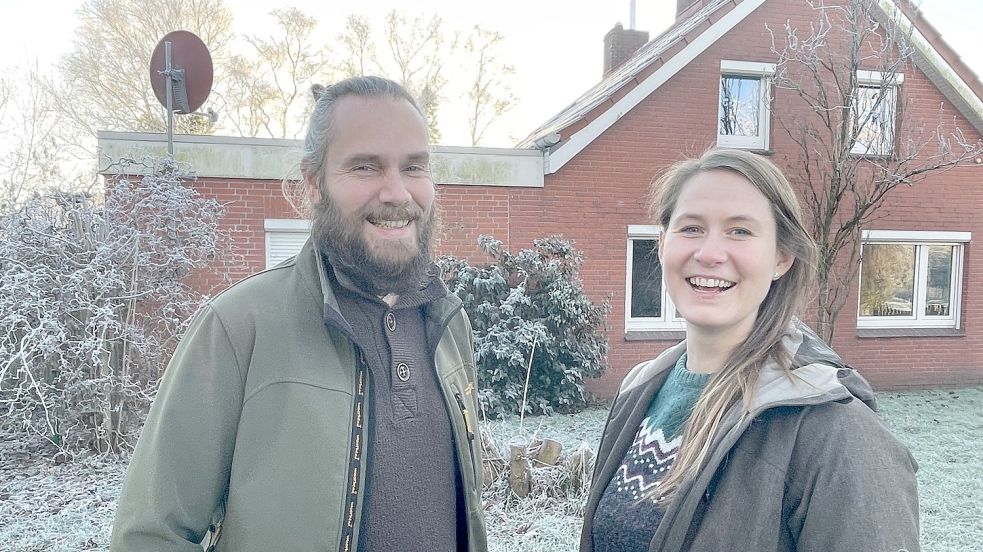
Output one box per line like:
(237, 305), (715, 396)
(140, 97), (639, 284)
(531, 0), (983, 394)
(188, 0), (983, 397)
(436, 187), (511, 264)
(185, 179), (274, 296)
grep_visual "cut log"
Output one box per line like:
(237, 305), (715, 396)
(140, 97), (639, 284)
(508, 445), (532, 497)
(566, 443), (595, 492)
(531, 438), (563, 466)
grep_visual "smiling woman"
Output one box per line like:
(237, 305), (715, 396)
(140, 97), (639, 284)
(657, 168), (794, 353)
(581, 148), (920, 552)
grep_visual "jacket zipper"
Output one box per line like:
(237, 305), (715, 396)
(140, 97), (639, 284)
(339, 351), (369, 552)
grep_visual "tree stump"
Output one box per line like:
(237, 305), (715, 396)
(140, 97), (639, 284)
(508, 444), (532, 497)
(530, 438), (563, 466)
(567, 443), (596, 492)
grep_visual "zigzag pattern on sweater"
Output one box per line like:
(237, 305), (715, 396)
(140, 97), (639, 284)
(610, 419), (682, 502)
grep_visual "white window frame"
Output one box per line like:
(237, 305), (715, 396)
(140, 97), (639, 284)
(264, 218), (311, 269)
(851, 70), (904, 156)
(625, 225), (685, 332)
(857, 230), (968, 329)
(716, 60), (776, 151)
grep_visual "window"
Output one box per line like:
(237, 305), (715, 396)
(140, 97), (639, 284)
(265, 219), (311, 269)
(851, 70), (904, 156)
(717, 60), (775, 150)
(858, 230), (968, 329)
(626, 225), (685, 332)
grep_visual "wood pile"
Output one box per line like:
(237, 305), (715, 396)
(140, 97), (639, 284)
(480, 429), (595, 498)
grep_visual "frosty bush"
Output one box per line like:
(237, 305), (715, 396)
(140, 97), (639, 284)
(439, 235), (609, 418)
(0, 158), (229, 456)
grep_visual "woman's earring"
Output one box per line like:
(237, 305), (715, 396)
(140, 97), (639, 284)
(773, 272), (780, 281)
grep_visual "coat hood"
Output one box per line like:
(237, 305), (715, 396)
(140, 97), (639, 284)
(753, 320), (877, 412)
(618, 319), (876, 413)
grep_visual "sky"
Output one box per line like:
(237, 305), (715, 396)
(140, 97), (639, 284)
(1, 0), (980, 147)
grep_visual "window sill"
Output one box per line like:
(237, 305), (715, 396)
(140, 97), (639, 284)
(714, 141), (773, 155)
(849, 150), (894, 160)
(856, 327), (964, 338)
(625, 330), (686, 342)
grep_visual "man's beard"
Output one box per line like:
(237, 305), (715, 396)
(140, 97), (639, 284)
(311, 195), (438, 296)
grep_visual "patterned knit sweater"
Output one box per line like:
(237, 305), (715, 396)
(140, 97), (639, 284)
(591, 353), (711, 552)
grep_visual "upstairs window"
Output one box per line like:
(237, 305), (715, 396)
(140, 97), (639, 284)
(858, 230), (968, 329)
(717, 60), (775, 151)
(851, 70), (903, 156)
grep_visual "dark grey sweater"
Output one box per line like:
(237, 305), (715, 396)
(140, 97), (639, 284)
(330, 264), (462, 551)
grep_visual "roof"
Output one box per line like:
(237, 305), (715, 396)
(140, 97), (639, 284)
(878, 0), (983, 133)
(521, 0), (983, 174)
(516, 0), (735, 148)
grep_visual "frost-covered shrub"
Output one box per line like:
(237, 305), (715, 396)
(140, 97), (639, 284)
(438, 235), (609, 418)
(0, 158), (230, 456)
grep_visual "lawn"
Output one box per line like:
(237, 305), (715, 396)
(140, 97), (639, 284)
(0, 388), (980, 551)
(876, 388), (983, 551)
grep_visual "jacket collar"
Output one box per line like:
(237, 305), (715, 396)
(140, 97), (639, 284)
(618, 320), (873, 411)
(751, 320), (874, 411)
(296, 238), (463, 341)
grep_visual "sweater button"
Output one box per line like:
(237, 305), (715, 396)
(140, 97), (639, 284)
(396, 362), (410, 382)
(386, 311), (397, 332)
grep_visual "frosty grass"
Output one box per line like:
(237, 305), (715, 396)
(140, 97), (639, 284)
(0, 388), (980, 551)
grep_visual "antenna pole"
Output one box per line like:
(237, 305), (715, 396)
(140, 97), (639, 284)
(164, 40), (174, 157)
(630, 0), (636, 29)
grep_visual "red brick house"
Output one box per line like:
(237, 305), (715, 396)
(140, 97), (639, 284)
(100, 0), (983, 397)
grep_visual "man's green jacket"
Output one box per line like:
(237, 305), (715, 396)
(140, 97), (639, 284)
(110, 239), (487, 551)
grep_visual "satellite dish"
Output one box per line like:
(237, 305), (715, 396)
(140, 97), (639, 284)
(149, 30), (213, 156)
(150, 30), (213, 114)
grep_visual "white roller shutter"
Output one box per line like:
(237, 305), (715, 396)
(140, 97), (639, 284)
(264, 219), (311, 269)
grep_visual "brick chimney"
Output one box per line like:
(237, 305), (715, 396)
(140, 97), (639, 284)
(677, 0), (699, 19)
(603, 23), (650, 77)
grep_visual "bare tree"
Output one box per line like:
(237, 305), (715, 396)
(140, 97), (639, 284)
(228, 7), (332, 139)
(337, 11), (518, 145)
(212, 53), (279, 138)
(0, 73), (10, 122)
(48, 0), (233, 145)
(382, 11), (457, 142)
(335, 11), (453, 142)
(0, 158), (231, 455)
(462, 26), (517, 146)
(0, 0), (234, 206)
(0, 67), (88, 210)
(768, 0), (983, 343)
(337, 15), (376, 78)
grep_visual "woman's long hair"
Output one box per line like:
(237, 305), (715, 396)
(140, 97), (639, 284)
(649, 148), (818, 503)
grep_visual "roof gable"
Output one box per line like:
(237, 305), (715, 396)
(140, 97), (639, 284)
(876, 0), (983, 136)
(524, 0), (983, 175)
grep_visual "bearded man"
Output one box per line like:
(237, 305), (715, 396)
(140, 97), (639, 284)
(111, 76), (487, 552)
